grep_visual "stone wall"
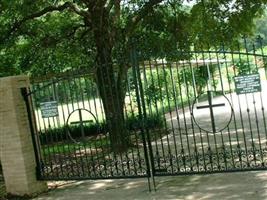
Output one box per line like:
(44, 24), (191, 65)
(0, 75), (47, 196)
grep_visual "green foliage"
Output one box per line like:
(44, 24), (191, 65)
(0, 1), (266, 77)
(235, 60), (257, 75)
(1, 0), (266, 151)
(144, 66), (181, 108)
(180, 64), (218, 94)
(263, 57), (267, 71)
(32, 77), (98, 106)
(143, 62), (220, 110)
(125, 114), (164, 131)
(0, 2), (94, 78)
(199, 65), (218, 92)
(42, 137), (110, 156)
(144, 68), (169, 107)
(39, 122), (106, 145)
(40, 114), (164, 145)
(253, 11), (267, 46)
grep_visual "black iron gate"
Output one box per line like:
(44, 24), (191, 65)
(141, 39), (267, 176)
(22, 68), (151, 180)
(22, 38), (267, 182)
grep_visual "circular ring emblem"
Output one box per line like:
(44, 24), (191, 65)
(66, 108), (99, 143)
(191, 91), (233, 133)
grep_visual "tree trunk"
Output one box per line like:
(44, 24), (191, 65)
(196, 85), (204, 96)
(91, 7), (130, 153)
(96, 62), (130, 153)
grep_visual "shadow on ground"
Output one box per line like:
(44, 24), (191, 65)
(34, 171), (267, 200)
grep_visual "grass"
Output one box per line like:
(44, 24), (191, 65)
(42, 135), (110, 156)
(41, 113), (165, 157)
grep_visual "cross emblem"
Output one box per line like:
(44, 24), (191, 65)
(196, 91), (225, 133)
(69, 109), (93, 140)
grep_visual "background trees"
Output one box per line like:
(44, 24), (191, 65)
(1, 0), (266, 151)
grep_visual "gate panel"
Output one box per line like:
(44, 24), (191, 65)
(25, 38), (267, 180)
(26, 66), (150, 180)
(137, 41), (267, 175)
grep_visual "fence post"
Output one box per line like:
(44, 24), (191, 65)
(129, 44), (156, 191)
(0, 75), (47, 197)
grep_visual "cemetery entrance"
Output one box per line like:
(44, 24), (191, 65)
(23, 39), (267, 181)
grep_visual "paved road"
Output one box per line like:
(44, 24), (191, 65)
(35, 171), (267, 200)
(166, 81), (267, 133)
(161, 81), (267, 154)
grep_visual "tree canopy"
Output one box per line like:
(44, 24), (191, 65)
(1, 0), (266, 77)
(1, 0), (267, 151)
(254, 10), (267, 46)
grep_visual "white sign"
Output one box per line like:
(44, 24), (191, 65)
(40, 101), (58, 118)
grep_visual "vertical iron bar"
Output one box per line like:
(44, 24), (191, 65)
(21, 88), (42, 179)
(207, 91), (216, 134)
(130, 46), (153, 191)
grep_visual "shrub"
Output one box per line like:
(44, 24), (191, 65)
(39, 114), (164, 145)
(39, 122), (106, 145)
(125, 114), (164, 131)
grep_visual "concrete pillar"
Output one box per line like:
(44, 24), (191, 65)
(0, 75), (47, 197)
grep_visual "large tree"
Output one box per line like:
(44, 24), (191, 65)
(0, 0), (266, 151)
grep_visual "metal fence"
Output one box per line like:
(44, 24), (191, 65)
(22, 38), (267, 182)
(23, 65), (151, 180)
(138, 48), (267, 175)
